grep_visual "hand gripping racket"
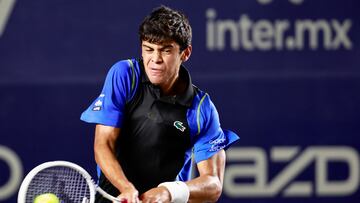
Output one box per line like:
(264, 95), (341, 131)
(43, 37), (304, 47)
(18, 161), (123, 203)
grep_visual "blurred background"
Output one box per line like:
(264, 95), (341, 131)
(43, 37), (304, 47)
(1, 0), (359, 202)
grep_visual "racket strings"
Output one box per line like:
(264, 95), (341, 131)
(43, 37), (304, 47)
(26, 166), (91, 203)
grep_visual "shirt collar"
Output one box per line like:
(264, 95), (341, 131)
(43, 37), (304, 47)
(139, 59), (194, 107)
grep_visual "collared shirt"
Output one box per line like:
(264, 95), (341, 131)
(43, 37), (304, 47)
(81, 58), (239, 197)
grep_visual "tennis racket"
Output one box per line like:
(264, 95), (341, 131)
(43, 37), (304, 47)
(17, 160), (123, 203)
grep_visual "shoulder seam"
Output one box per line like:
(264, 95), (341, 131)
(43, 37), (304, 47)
(196, 93), (208, 135)
(127, 59), (136, 92)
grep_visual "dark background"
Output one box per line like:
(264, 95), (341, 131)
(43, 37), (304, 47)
(1, 0), (359, 202)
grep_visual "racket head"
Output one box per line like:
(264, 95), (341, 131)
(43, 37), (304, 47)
(17, 161), (96, 203)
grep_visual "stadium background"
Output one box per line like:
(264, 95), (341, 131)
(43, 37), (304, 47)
(1, 0), (359, 202)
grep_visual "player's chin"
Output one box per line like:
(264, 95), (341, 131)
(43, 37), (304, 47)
(148, 77), (163, 86)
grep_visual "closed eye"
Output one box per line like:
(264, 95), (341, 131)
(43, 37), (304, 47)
(142, 45), (154, 52)
(163, 49), (171, 53)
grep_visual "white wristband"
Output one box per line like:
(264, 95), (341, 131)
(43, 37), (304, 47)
(158, 181), (190, 203)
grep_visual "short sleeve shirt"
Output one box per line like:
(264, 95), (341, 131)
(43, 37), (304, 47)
(81, 58), (239, 194)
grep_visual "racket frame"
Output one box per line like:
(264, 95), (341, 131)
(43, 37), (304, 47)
(17, 160), (119, 203)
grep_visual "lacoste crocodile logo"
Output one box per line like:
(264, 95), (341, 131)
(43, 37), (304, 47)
(174, 121), (186, 132)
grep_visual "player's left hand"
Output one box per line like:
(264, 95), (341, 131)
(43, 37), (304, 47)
(140, 186), (171, 203)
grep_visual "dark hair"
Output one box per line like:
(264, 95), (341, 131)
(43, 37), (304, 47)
(139, 6), (192, 51)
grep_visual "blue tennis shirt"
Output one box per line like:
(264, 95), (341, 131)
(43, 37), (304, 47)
(81, 58), (239, 195)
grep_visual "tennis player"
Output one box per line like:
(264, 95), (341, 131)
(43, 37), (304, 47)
(81, 6), (239, 203)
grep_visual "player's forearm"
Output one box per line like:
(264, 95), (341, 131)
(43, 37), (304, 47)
(94, 142), (133, 191)
(94, 125), (133, 192)
(186, 175), (222, 203)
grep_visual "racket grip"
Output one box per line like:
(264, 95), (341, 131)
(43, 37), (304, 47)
(96, 187), (124, 202)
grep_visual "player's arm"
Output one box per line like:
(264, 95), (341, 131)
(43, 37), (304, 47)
(186, 149), (226, 203)
(141, 150), (226, 203)
(94, 124), (139, 203)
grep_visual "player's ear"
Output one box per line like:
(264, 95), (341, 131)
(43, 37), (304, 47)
(181, 45), (192, 62)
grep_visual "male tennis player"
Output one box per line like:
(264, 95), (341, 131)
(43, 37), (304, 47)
(81, 6), (239, 203)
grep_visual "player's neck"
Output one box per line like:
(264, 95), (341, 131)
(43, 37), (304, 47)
(161, 75), (185, 97)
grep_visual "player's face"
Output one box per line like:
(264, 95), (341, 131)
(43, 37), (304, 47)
(142, 40), (191, 92)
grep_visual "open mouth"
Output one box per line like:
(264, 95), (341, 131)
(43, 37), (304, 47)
(149, 68), (163, 75)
